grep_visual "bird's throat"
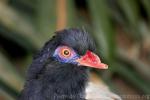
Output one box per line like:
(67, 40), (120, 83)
(19, 62), (89, 100)
(42, 64), (89, 99)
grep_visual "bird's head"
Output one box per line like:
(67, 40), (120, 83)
(41, 28), (108, 69)
(21, 28), (109, 100)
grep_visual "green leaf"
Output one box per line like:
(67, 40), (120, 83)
(115, 63), (150, 94)
(36, 0), (56, 43)
(117, 0), (141, 39)
(0, 52), (24, 92)
(0, 89), (15, 100)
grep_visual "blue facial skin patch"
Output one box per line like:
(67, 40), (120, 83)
(53, 46), (80, 65)
(53, 54), (79, 64)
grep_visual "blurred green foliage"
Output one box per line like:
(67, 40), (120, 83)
(0, 0), (150, 99)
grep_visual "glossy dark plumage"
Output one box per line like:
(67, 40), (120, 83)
(19, 28), (96, 100)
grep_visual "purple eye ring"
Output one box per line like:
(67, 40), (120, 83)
(53, 46), (80, 64)
(54, 46), (75, 59)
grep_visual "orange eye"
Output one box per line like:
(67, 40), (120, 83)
(61, 49), (71, 57)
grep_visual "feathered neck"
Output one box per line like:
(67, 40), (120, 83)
(41, 61), (89, 99)
(19, 60), (89, 100)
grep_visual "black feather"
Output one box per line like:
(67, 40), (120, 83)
(18, 28), (96, 100)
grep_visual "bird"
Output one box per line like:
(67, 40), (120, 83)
(18, 28), (116, 100)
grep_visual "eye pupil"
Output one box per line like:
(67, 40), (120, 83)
(64, 50), (70, 55)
